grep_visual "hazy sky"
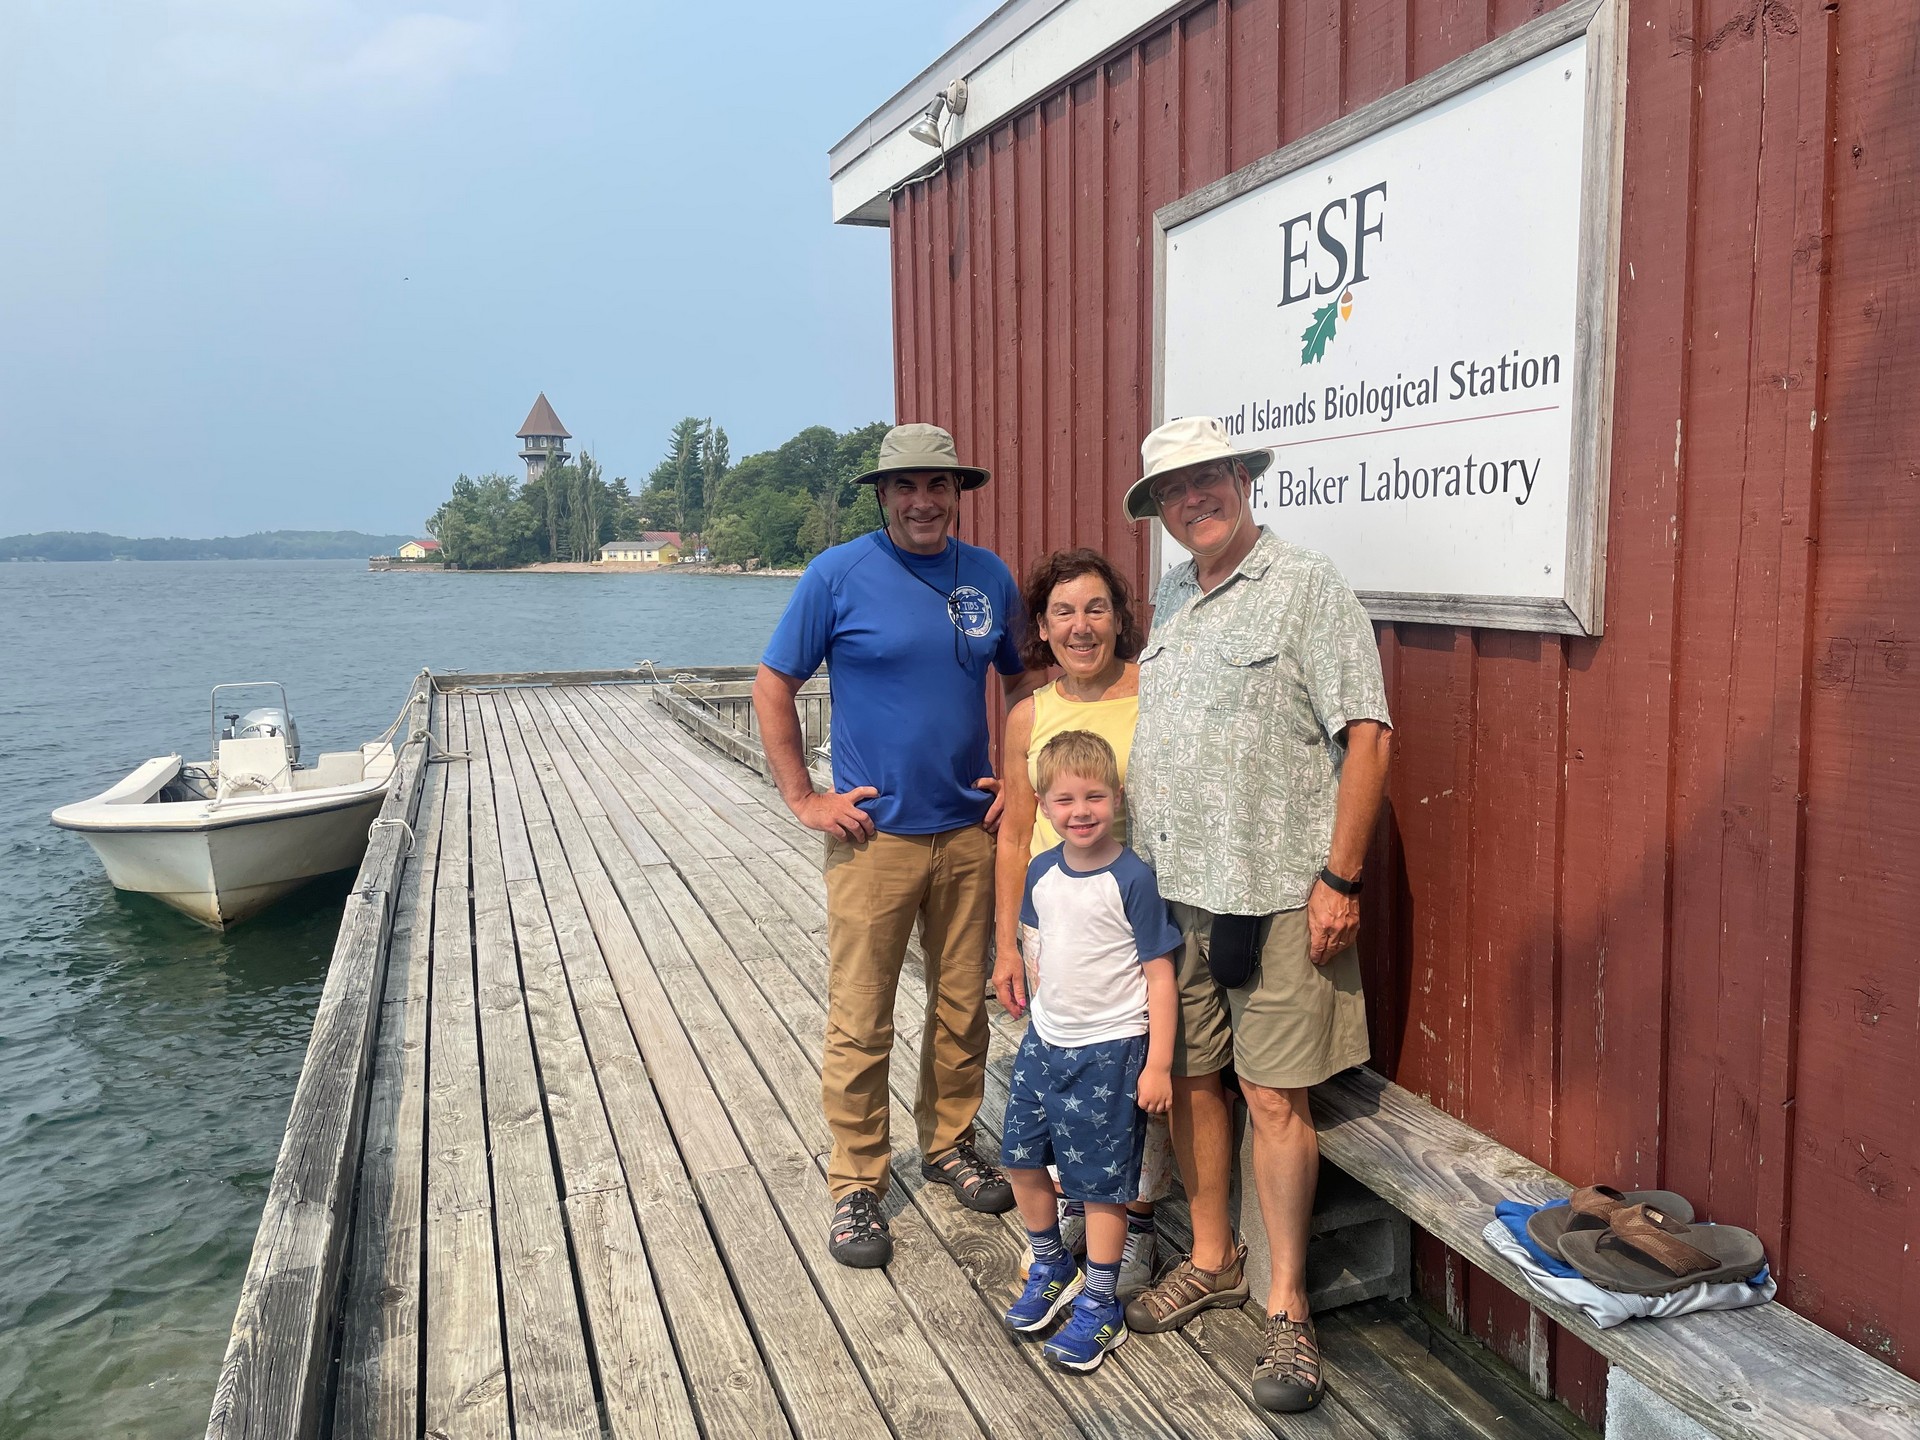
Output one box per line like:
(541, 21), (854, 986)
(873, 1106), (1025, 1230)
(0, 1), (997, 538)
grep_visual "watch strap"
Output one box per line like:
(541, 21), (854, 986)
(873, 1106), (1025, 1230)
(1318, 866), (1363, 897)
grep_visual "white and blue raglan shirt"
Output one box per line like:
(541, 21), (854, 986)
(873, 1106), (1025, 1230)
(1021, 845), (1185, 1048)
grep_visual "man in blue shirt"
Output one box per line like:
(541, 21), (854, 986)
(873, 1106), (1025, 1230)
(754, 423), (1029, 1268)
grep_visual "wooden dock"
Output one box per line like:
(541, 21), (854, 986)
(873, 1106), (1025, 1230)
(206, 671), (1581, 1440)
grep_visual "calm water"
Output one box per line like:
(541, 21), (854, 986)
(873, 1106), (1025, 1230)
(0, 561), (797, 1439)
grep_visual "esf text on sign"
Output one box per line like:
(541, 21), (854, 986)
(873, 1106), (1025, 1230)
(1276, 182), (1389, 307)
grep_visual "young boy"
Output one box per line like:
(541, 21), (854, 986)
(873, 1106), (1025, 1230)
(998, 730), (1182, 1371)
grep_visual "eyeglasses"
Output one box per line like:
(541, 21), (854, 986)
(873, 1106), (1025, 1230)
(1149, 464), (1235, 511)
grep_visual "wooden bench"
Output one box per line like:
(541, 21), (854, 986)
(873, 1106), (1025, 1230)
(1292, 1065), (1920, 1440)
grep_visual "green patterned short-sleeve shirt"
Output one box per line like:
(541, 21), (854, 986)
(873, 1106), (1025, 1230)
(1129, 527), (1390, 914)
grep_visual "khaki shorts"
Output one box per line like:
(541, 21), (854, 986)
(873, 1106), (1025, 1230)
(1169, 902), (1370, 1091)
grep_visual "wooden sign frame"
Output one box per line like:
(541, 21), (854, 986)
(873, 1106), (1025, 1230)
(1150, 0), (1626, 636)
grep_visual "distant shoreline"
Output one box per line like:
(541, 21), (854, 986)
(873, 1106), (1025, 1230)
(1, 529), (414, 562)
(393, 560), (805, 578)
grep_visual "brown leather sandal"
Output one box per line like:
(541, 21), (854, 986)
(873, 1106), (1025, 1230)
(1559, 1203), (1765, 1296)
(1526, 1185), (1695, 1259)
(1122, 1242), (1249, 1333)
(1252, 1309), (1323, 1413)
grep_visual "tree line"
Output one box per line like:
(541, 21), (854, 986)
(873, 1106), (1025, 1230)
(425, 417), (891, 570)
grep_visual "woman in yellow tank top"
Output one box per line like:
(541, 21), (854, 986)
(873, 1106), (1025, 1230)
(1025, 669), (1139, 851)
(993, 548), (1169, 1294)
(994, 549), (1142, 892)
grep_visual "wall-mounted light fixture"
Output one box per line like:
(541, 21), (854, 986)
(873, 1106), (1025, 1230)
(908, 79), (969, 148)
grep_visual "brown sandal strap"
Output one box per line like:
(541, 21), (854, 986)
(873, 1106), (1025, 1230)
(1568, 1184), (1629, 1222)
(1136, 1255), (1234, 1320)
(1137, 1260), (1211, 1319)
(1259, 1312), (1321, 1388)
(1602, 1204), (1718, 1277)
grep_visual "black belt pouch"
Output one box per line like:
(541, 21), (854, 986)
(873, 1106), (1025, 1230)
(1207, 912), (1275, 988)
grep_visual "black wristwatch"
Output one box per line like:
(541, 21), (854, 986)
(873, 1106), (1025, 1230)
(1318, 866), (1363, 897)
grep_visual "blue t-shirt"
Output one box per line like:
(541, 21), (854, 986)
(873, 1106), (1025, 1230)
(761, 530), (1025, 835)
(1019, 845), (1185, 1047)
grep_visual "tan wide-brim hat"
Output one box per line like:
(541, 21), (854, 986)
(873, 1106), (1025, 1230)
(853, 422), (990, 491)
(1123, 415), (1272, 521)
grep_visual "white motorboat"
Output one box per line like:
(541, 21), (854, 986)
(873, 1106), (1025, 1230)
(52, 683), (400, 928)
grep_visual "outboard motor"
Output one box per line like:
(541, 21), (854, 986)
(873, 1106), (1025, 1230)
(223, 706), (302, 767)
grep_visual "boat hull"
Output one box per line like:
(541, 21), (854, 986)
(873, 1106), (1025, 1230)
(70, 793), (389, 926)
(53, 752), (395, 930)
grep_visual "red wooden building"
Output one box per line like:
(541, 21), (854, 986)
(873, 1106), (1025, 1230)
(832, 0), (1917, 1423)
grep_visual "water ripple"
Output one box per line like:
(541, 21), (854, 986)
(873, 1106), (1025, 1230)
(0, 560), (795, 1439)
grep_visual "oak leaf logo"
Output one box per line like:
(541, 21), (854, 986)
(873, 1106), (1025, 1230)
(1297, 287), (1356, 365)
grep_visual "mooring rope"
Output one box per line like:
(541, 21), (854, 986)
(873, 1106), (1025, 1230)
(208, 772), (278, 808)
(404, 727), (470, 763)
(371, 672), (433, 747)
(367, 816), (415, 854)
(634, 658), (704, 685)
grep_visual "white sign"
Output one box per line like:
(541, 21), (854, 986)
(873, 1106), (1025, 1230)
(1156, 2), (1622, 634)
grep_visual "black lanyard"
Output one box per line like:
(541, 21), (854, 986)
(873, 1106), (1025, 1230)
(878, 529), (970, 669)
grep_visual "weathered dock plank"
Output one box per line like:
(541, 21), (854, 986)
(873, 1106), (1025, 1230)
(537, 691), (1088, 1440)
(214, 671), (1610, 1440)
(540, 698), (995, 1439)
(206, 674), (431, 1440)
(512, 688), (895, 1440)
(463, 693), (600, 1438)
(587, 685), (824, 888)
(582, 685), (806, 860)
(486, 693), (697, 1440)
(496, 688), (780, 1438)
(334, 689), (446, 1439)
(552, 686), (1284, 1440)
(423, 697), (510, 1439)
(592, 690), (1380, 1440)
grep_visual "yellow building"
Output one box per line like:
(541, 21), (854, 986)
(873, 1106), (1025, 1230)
(598, 533), (681, 564)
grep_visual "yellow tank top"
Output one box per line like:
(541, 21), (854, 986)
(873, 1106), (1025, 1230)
(1027, 681), (1140, 856)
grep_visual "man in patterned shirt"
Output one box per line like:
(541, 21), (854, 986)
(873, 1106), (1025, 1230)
(1118, 416), (1393, 1415)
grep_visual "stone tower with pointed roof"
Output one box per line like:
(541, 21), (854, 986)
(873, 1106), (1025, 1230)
(517, 393), (571, 483)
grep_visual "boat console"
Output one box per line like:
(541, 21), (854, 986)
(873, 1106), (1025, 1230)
(222, 705), (301, 765)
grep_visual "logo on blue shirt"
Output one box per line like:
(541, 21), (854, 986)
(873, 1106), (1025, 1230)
(949, 585), (994, 638)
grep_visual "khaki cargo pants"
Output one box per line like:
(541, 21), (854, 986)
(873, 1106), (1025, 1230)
(822, 826), (994, 1200)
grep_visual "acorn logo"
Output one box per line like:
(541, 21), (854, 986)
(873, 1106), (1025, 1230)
(1300, 287), (1356, 365)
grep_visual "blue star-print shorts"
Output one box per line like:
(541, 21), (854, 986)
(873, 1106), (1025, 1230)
(998, 1029), (1149, 1204)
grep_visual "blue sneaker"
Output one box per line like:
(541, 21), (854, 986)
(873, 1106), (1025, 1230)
(1005, 1257), (1083, 1334)
(1043, 1293), (1129, 1371)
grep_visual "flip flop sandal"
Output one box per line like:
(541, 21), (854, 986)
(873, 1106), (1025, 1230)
(1526, 1185), (1695, 1260)
(1559, 1203), (1766, 1296)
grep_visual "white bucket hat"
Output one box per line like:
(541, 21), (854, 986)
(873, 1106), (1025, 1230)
(1123, 416), (1272, 522)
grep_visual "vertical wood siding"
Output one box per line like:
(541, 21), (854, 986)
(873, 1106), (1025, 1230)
(886, 0), (1918, 1421)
